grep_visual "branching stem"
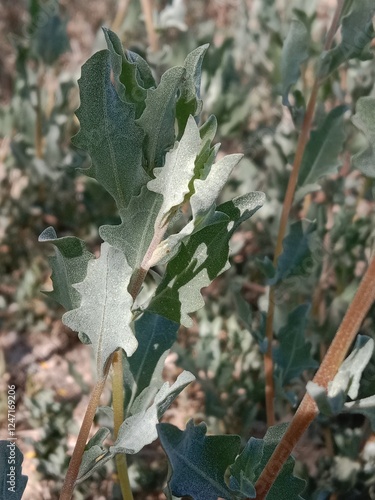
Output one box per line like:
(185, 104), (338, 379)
(60, 357), (113, 500)
(255, 252), (375, 498)
(263, 0), (345, 427)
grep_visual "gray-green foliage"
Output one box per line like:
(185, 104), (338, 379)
(158, 420), (241, 500)
(280, 16), (309, 106)
(38, 227), (94, 311)
(307, 335), (375, 428)
(229, 424), (306, 499)
(319, 0), (375, 79)
(351, 96), (375, 178)
(274, 304), (318, 390)
(40, 28), (265, 489)
(295, 105), (348, 200)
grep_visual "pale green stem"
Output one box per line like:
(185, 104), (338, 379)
(112, 351), (134, 500)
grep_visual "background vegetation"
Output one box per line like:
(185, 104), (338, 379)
(0, 0), (374, 498)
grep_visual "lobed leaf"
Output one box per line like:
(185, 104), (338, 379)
(351, 96), (375, 178)
(229, 424), (306, 499)
(72, 49), (149, 210)
(273, 304), (318, 387)
(147, 115), (202, 227)
(102, 28), (155, 118)
(76, 428), (112, 484)
(280, 17), (309, 106)
(335, 335), (374, 400)
(62, 242), (137, 379)
(147, 192), (265, 327)
(99, 186), (163, 270)
(38, 226), (94, 311)
(307, 335), (375, 417)
(270, 220), (316, 286)
(176, 44), (209, 138)
(149, 151), (243, 267)
(136, 65), (186, 173)
(158, 420), (241, 500)
(112, 371), (195, 455)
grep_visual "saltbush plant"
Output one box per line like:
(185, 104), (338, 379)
(4, 1), (375, 498)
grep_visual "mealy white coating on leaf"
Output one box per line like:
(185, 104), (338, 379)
(148, 153), (243, 267)
(178, 269), (210, 327)
(330, 335), (374, 400)
(190, 153), (243, 216)
(147, 115), (201, 226)
(62, 242), (137, 379)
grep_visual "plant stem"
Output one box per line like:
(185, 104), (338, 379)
(111, 0), (131, 32)
(262, 0), (345, 427)
(140, 0), (159, 53)
(60, 358), (112, 500)
(254, 252), (375, 499)
(264, 79), (319, 426)
(130, 224), (168, 300)
(112, 351), (134, 500)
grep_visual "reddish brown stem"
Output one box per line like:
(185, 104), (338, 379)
(59, 360), (112, 500)
(255, 253), (375, 498)
(263, 0), (345, 427)
(264, 80), (320, 426)
(140, 0), (159, 53)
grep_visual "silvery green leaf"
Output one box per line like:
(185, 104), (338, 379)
(176, 44), (209, 138)
(281, 18), (309, 106)
(306, 381), (346, 416)
(38, 227), (94, 311)
(190, 153), (243, 218)
(351, 96), (375, 178)
(72, 50), (149, 210)
(331, 335), (374, 400)
(307, 335), (375, 416)
(63, 243), (137, 379)
(99, 186), (163, 270)
(102, 28), (149, 117)
(158, 0), (187, 32)
(150, 152), (243, 266)
(111, 371), (195, 455)
(147, 115), (202, 227)
(136, 66), (186, 172)
(147, 192), (265, 326)
(76, 428), (112, 484)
